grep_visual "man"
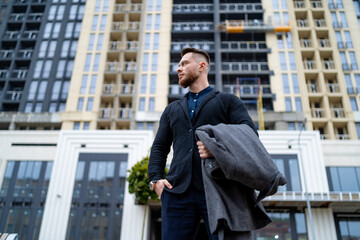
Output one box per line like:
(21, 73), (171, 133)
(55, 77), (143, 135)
(148, 48), (257, 239)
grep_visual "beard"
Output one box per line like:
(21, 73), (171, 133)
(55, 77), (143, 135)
(178, 72), (199, 88)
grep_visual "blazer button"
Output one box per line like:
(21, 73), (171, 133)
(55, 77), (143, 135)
(189, 148), (193, 152)
(189, 129), (192, 132)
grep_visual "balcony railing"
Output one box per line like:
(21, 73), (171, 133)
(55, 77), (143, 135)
(173, 4), (213, 12)
(172, 22), (213, 31)
(320, 134), (329, 140)
(9, 14), (25, 21)
(0, 50), (15, 58)
(4, 91), (22, 101)
(109, 41), (139, 51)
(105, 62), (136, 72)
(0, 70), (9, 78)
(22, 31), (38, 39)
(221, 41), (267, 50)
(300, 39), (312, 48)
(170, 62), (215, 72)
(103, 84), (134, 95)
(322, 60), (335, 70)
(114, 3), (142, 12)
(223, 84), (271, 96)
(118, 108), (132, 119)
(17, 49), (33, 58)
(4, 31), (20, 40)
(27, 13), (42, 21)
(172, 42), (214, 51)
(314, 19), (326, 27)
(327, 83), (340, 93)
(112, 22), (140, 31)
(311, 1), (323, 8)
(11, 70), (28, 79)
(303, 60), (316, 70)
(121, 84), (134, 94)
(294, 1), (305, 8)
(336, 134), (350, 140)
(331, 108), (345, 118)
(169, 84), (189, 95)
(103, 84), (116, 95)
(307, 83), (320, 93)
(99, 108), (113, 119)
(221, 62), (269, 72)
(311, 108), (326, 118)
(318, 39), (331, 48)
(219, 3), (262, 11)
(297, 19), (309, 27)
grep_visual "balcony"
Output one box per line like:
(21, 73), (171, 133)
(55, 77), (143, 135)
(4, 91), (22, 101)
(294, 1), (305, 8)
(221, 62), (269, 72)
(114, 3), (141, 12)
(318, 39), (331, 48)
(170, 62), (215, 72)
(173, 4), (213, 13)
(11, 70), (28, 79)
(112, 22), (140, 31)
(102, 83), (134, 95)
(320, 134), (329, 140)
(311, 108), (326, 118)
(171, 42), (214, 52)
(105, 62), (136, 72)
(102, 84), (116, 95)
(121, 84), (134, 94)
(296, 19), (309, 28)
(222, 84), (271, 97)
(300, 39), (313, 48)
(307, 83), (320, 93)
(4, 31), (20, 40)
(331, 108), (345, 118)
(0, 50), (15, 58)
(118, 108), (132, 119)
(108, 41), (139, 51)
(172, 22), (213, 32)
(0, 70), (9, 79)
(99, 108), (113, 119)
(327, 83), (340, 93)
(322, 60), (335, 70)
(17, 49), (33, 58)
(336, 134), (350, 140)
(22, 31), (38, 39)
(311, 1), (323, 8)
(221, 41), (267, 51)
(314, 19), (326, 28)
(303, 60), (316, 70)
(9, 14), (25, 21)
(27, 13), (42, 21)
(219, 3), (262, 12)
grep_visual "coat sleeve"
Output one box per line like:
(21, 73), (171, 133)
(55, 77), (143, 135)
(148, 106), (173, 181)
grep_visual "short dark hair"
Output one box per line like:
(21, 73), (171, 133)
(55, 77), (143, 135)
(181, 47), (210, 65)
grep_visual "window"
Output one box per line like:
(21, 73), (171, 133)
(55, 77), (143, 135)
(48, 6), (56, 20)
(355, 74), (360, 93)
(277, 33), (284, 49)
(95, 0), (101, 12)
(89, 75), (97, 94)
(96, 34), (104, 50)
(288, 52), (296, 70)
(61, 81), (70, 100)
(349, 52), (358, 70)
(74, 122), (80, 130)
(295, 97), (302, 111)
(88, 34), (95, 50)
(49, 103), (57, 112)
(152, 53), (158, 71)
(143, 53), (149, 71)
(150, 75), (156, 94)
(340, 12), (348, 27)
(91, 15), (99, 30)
(273, 0), (279, 9)
(332, 12), (339, 28)
(80, 75), (88, 94)
(147, 123), (154, 130)
(65, 22), (74, 38)
(335, 31), (344, 48)
(28, 81), (38, 100)
(42, 60), (52, 78)
(144, 33), (151, 50)
(286, 32), (293, 48)
(56, 60), (66, 78)
(340, 52), (349, 70)
(279, 52), (287, 70)
(39, 41), (48, 58)
(52, 23), (61, 38)
(344, 31), (353, 48)
(147, 0), (153, 11)
(43, 23), (52, 38)
(86, 97), (94, 111)
(100, 15), (107, 30)
(345, 74), (354, 94)
(78, 5), (85, 19)
(154, 14), (161, 30)
(83, 122), (90, 130)
(336, 216), (360, 240)
(66, 61), (74, 78)
(73, 23), (81, 38)
(24, 103), (33, 113)
(356, 123), (360, 140)
(61, 40), (70, 58)
(285, 97), (292, 111)
(84, 54), (92, 71)
(282, 74), (290, 93)
(77, 97), (84, 111)
(139, 97), (145, 111)
(69, 5), (77, 20)
(156, 0), (162, 10)
(103, 0), (109, 12)
(350, 98), (358, 111)
(70, 41), (78, 57)
(51, 81), (61, 100)
(37, 81), (47, 100)
(292, 74), (300, 93)
(137, 122), (144, 130)
(148, 98), (155, 111)
(146, 14), (152, 30)
(327, 167), (360, 191)
(34, 60), (43, 78)
(153, 33), (159, 50)
(283, 12), (289, 25)
(274, 13), (281, 26)
(280, 0), (287, 9)
(93, 54), (101, 71)
(140, 75), (147, 94)
(34, 103), (43, 113)
(288, 123), (295, 130)
(272, 155), (301, 191)
(56, 5), (65, 20)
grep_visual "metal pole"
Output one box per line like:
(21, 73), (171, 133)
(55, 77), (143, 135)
(298, 117), (316, 240)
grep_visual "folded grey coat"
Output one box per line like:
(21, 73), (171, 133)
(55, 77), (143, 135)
(196, 123), (287, 239)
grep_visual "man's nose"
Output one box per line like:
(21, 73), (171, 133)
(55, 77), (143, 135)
(177, 66), (182, 72)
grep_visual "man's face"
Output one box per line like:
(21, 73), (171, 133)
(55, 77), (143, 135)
(177, 53), (201, 88)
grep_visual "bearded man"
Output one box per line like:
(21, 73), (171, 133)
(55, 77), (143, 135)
(148, 47), (257, 240)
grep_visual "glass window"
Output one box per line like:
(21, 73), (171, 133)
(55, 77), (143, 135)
(155, 14), (161, 30)
(74, 122), (80, 130)
(279, 52), (287, 70)
(292, 74), (300, 93)
(33, 60), (43, 78)
(281, 0), (287, 9)
(283, 12), (289, 25)
(144, 33), (151, 50)
(73, 23), (81, 38)
(43, 23), (52, 38)
(84, 54), (92, 71)
(282, 74), (290, 93)
(273, 155), (302, 191)
(277, 33), (284, 49)
(69, 5), (77, 20)
(255, 213), (291, 239)
(148, 123), (154, 130)
(344, 31), (353, 48)
(59, 103), (66, 112)
(285, 97), (292, 111)
(100, 15), (107, 30)
(148, 98), (155, 111)
(355, 74), (360, 93)
(137, 122), (144, 130)
(153, 33), (159, 50)
(143, 53), (149, 71)
(103, 0), (109, 12)
(25, 103), (33, 113)
(37, 81), (47, 100)
(77, 97), (84, 111)
(340, 12), (348, 27)
(78, 5), (85, 19)
(28, 81), (38, 100)
(345, 74), (354, 94)
(80, 75), (88, 94)
(288, 52), (296, 70)
(56, 60), (66, 78)
(93, 54), (101, 71)
(83, 122), (90, 130)
(286, 32), (293, 48)
(96, 34), (104, 50)
(295, 97), (302, 111)
(49, 103), (57, 112)
(61, 40), (70, 58)
(335, 31), (344, 48)
(150, 75), (156, 94)
(42, 60), (52, 78)
(39, 41), (48, 58)
(70, 41), (78, 57)
(156, 0), (162, 10)
(86, 97), (93, 111)
(61, 81), (70, 100)
(140, 75), (147, 94)
(274, 13), (281, 25)
(288, 123), (295, 130)
(65, 22), (74, 38)
(354, 1), (360, 16)
(350, 98), (358, 111)
(51, 81), (61, 100)
(356, 123), (360, 140)
(349, 52), (358, 70)
(331, 12), (338, 27)
(92, 15), (99, 31)
(340, 52), (349, 70)
(146, 14), (152, 30)
(56, 5), (65, 20)
(66, 60), (74, 78)
(88, 34), (95, 50)
(95, 0), (101, 12)
(34, 103), (43, 113)
(152, 53), (158, 71)
(139, 97), (145, 111)
(327, 167), (360, 191)
(48, 6), (56, 20)
(273, 0), (279, 9)
(147, 0), (153, 11)
(89, 75), (97, 94)
(52, 23), (61, 38)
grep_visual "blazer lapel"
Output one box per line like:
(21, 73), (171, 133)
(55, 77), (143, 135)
(193, 89), (218, 122)
(179, 93), (192, 123)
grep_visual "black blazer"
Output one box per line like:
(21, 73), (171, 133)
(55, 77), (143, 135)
(148, 89), (257, 194)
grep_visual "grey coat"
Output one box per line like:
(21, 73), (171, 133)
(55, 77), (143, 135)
(195, 123), (287, 239)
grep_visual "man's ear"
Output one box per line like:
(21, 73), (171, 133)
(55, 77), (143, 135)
(199, 62), (206, 71)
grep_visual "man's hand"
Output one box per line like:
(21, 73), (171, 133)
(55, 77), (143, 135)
(197, 141), (213, 159)
(154, 179), (173, 197)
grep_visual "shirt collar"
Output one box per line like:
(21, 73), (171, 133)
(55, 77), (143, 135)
(188, 86), (212, 98)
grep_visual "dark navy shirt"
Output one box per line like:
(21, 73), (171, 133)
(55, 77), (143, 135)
(187, 86), (212, 120)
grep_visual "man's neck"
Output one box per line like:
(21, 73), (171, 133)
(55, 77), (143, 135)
(189, 78), (209, 93)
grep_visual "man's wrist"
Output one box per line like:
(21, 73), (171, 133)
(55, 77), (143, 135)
(149, 179), (159, 191)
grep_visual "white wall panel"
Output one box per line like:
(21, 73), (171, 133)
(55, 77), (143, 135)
(306, 208), (337, 240)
